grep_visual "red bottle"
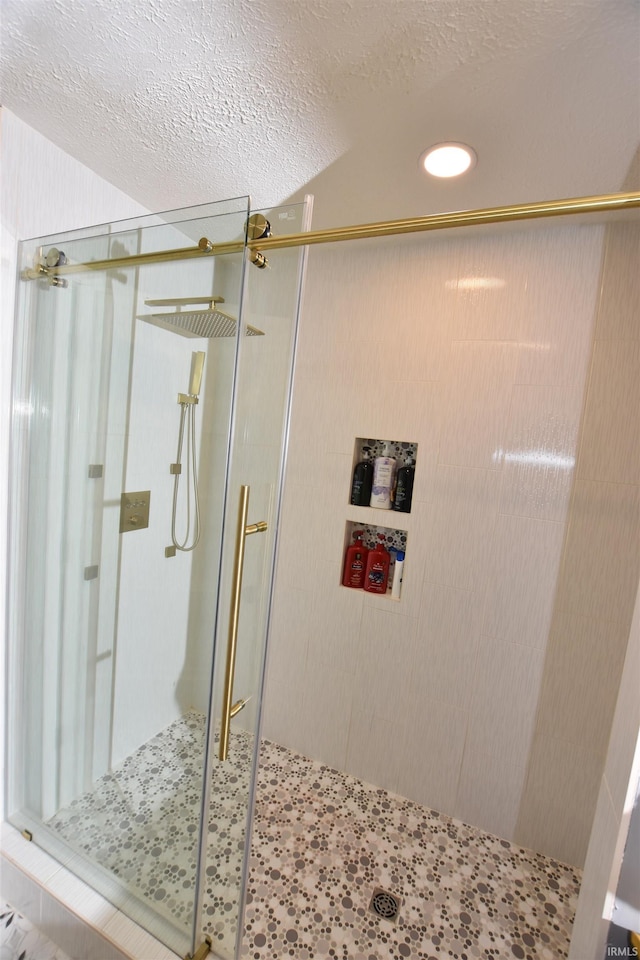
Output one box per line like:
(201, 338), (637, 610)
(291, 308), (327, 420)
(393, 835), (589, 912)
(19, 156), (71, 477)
(364, 535), (391, 594)
(342, 532), (369, 588)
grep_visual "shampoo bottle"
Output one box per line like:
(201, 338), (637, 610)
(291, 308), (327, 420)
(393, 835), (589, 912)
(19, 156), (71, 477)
(364, 535), (391, 594)
(350, 448), (373, 506)
(393, 457), (415, 513)
(369, 443), (397, 510)
(342, 531), (369, 588)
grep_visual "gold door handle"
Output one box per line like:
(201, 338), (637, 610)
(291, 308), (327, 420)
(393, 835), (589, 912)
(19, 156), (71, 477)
(219, 485), (267, 761)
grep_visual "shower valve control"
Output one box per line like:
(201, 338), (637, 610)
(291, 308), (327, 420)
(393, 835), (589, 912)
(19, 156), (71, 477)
(119, 491), (150, 534)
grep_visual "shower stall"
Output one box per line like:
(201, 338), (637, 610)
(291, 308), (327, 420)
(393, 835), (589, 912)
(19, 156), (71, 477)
(5, 196), (310, 959)
(4, 181), (640, 960)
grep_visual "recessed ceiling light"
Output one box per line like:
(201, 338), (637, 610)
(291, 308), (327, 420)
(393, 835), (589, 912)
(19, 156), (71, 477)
(420, 142), (477, 178)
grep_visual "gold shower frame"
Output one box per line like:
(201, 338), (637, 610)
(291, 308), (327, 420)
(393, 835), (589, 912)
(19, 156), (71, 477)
(21, 190), (640, 280)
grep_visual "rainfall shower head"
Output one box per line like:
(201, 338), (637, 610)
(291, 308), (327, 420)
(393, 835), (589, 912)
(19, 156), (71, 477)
(138, 297), (264, 339)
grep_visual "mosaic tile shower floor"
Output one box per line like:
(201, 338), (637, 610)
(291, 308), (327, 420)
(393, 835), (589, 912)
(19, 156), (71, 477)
(47, 714), (582, 959)
(47, 712), (250, 953)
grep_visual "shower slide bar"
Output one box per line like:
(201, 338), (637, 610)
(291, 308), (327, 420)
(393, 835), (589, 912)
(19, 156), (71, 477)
(20, 191), (640, 281)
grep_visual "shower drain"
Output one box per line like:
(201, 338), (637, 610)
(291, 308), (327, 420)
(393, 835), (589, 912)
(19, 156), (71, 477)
(368, 887), (402, 923)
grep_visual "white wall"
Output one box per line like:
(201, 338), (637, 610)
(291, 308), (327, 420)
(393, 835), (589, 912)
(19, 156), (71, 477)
(262, 220), (617, 864)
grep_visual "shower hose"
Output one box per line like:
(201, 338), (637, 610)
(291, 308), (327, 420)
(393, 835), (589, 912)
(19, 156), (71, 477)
(171, 399), (201, 551)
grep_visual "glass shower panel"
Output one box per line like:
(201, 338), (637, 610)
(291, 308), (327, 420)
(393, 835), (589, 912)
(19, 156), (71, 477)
(197, 199), (311, 958)
(7, 199), (252, 958)
(8, 237), (116, 824)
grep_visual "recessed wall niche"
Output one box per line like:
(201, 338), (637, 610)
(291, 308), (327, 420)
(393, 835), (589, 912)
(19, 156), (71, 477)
(341, 521), (408, 599)
(349, 437), (418, 513)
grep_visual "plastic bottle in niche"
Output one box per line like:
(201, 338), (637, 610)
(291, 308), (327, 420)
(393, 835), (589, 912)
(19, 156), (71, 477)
(393, 457), (415, 513)
(350, 447), (373, 506)
(391, 550), (405, 599)
(369, 442), (397, 510)
(364, 534), (391, 594)
(342, 531), (369, 588)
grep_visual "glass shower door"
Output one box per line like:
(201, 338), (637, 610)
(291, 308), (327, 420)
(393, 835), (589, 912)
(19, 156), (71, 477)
(193, 199), (311, 959)
(8, 196), (310, 959)
(7, 199), (253, 957)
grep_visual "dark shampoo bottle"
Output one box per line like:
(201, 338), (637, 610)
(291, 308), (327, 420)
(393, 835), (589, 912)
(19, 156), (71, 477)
(350, 449), (373, 506)
(393, 459), (415, 513)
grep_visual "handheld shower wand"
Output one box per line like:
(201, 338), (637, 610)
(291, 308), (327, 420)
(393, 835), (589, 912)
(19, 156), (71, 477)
(171, 351), (205, 552)
(188, 350), (205, 396)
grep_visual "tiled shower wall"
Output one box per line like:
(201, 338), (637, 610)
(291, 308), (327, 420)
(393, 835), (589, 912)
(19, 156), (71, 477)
(262, 219), (636, 867)
(109, 244), (226, 768)
(516, 219), (640, 865)
(569, 153), (640, 958)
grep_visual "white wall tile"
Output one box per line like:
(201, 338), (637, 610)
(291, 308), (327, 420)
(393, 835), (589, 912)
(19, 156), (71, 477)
(422, 464), (501, 594)
(455, 748), (527, 840)
(351, 606), (417, 724)
(412, 582), (482, 708)
(261, 673), (307, 752)
(264, 220), (609, 859)
(517, 736), (605, 867)
(262, 585), (310, 743)
(345, 710), (401, 795)
(309, 560), (365, 670)
(39, 897), (132, 960)
(578, 339), (640, 486)
(101, 908), (179, 960)
(0, 856), (42, 923)
(450, 234), (528, 342)
(536, 609), (630, 759)
(293, 657), (354, 771)
(558, 479), (640, 627)
(595, 222), (640, 342)
(482, 514), (565, 649)
(264, 587), (310, 690)
(379, 237), (460, 385)
(439, 341), (519, 470)
(375, 380), (443, 469)
(516, 227), (603, 386)
(394, 699), (468, 813)
(466, 637), (545, 766)
(287, 567), (364, 768)
(406, 382), (443, 502)
(569, 573), (640, 957)
(275, 480), (327, 586)
(569, 782), (620, 960)
(0, 825), (68, 885)
(499, 383), (583, 522)
(517, 214), (640, 872)
(45, 868), (117, 930)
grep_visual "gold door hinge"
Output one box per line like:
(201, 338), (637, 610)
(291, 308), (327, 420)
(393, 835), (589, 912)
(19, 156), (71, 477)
(185, 936), (212, 960)
(21, 829), (33, 841)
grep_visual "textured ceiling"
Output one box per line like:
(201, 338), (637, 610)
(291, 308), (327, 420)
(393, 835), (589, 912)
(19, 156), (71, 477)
(1, 0), (639, 227)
